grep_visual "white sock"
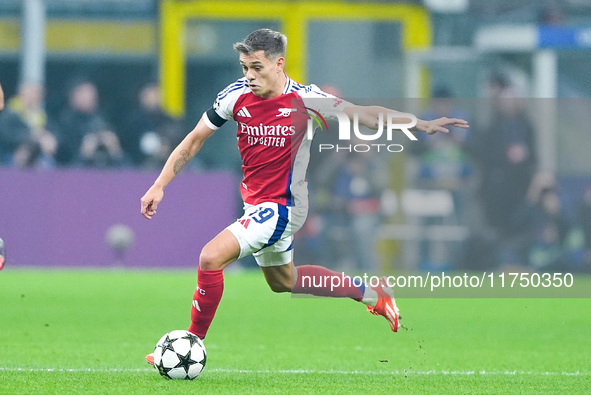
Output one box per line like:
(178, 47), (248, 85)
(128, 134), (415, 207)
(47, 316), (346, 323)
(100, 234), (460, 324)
(361, 286), (378, 307)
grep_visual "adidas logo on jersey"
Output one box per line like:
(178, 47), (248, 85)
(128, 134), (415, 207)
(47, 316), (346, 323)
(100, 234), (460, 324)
(237, 107), (252, 117)
(238, 218), (251, 229)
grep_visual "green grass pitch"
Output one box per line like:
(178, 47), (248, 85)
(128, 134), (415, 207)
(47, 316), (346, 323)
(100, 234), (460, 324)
(0, 269), (589, 393)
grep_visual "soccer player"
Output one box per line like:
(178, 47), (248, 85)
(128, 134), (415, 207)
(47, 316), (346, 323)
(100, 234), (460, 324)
(141, 29), (468, 362)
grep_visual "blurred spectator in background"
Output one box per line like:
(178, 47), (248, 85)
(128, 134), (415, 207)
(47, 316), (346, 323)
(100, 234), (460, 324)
(56, 80), (128, 168)
(485, 72), (510, 100)
(314, 147), (388, 272)
(0, 82), (58, 168)
(10, 139), (55, 169)
(519, 174), (585, 271)
(471, 84), (538, 266)
(412, 87), (472, 215)
(540, 4), (564, 25)
(411, 87), (472, 269)
(480, 88), (537, 232)
(122, 82), (183, 170)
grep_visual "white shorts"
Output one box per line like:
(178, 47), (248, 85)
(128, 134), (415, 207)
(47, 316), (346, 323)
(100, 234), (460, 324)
(226, 202), (307, 267)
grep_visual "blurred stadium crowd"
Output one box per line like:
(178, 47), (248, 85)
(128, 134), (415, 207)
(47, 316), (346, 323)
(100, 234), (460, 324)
(0, 79), (184, 170)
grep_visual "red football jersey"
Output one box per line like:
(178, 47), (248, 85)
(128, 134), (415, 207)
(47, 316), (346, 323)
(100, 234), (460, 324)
(203, 76), (350, 207)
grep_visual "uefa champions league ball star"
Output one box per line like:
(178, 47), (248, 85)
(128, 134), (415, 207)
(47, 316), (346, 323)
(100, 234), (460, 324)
(153, 330), (206, 380)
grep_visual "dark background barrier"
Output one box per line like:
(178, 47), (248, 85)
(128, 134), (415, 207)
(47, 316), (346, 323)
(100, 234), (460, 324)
(0, 168), (238, 268)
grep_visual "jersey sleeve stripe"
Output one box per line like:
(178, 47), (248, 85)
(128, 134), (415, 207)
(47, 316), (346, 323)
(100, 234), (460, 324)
(287, 80), (329, 97)
(305, 85), (328, 96)
(218, 81), (248, 100)
(204, 108), (226, 130)
(218, 78), (247, 94)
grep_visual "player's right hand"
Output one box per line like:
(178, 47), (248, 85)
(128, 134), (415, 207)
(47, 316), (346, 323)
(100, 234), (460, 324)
(140, 186), (164, 220)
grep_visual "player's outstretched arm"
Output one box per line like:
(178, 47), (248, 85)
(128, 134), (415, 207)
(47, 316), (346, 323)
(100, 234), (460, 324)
(140, 116), (216, 220)
(345, 105), (469, 135)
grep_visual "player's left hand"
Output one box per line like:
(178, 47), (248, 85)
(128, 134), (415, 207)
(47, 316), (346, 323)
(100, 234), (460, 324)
(140, 185), (164, 220)
(417, 117), (469, 135)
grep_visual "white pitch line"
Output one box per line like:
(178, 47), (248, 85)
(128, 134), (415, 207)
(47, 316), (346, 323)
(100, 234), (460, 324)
(0, 368), (153, 373)
(0, 367), (587, 376)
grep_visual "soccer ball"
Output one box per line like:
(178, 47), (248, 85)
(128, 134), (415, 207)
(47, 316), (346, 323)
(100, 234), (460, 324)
(153, 330), (207, 380)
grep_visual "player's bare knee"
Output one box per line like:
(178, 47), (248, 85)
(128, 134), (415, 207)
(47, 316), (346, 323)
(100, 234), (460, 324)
(198, 247), (223, 271)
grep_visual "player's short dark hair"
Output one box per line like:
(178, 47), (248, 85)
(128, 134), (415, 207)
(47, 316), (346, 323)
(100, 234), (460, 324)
(233, 28), (287, 60)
